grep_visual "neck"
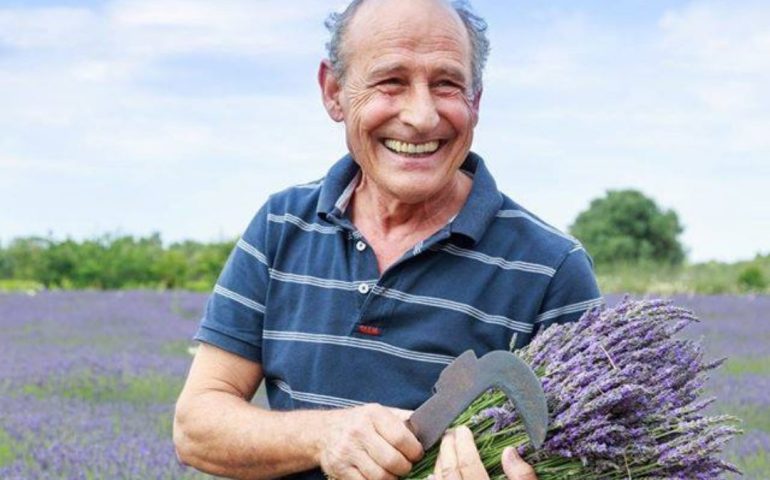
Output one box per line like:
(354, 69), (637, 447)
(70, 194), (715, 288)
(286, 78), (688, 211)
(350, 170), (472, 241)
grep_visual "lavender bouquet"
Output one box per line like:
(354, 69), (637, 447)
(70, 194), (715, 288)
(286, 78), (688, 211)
(407, 298), (742, 479)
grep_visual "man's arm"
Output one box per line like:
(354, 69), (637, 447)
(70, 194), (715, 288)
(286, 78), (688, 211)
(173, 343), (423, 480)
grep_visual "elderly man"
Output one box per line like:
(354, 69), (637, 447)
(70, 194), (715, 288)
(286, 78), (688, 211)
(173, 0), (602, 479)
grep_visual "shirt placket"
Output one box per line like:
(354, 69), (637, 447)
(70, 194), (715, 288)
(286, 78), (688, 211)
(346, 229), (382, 335)
(350, 225), (455, 337)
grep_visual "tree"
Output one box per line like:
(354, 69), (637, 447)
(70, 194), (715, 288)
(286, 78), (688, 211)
(569, 189), (685, 266)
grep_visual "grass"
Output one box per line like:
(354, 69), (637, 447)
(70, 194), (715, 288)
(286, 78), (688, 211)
(596, 256), (770, 294)
(0, 428), (16, 468)
(161, 340), (196, 357)
(727, 405), (770, 433)
(722, 357), (770, 376)
(731, 450), (770, 480)
(0, 279), (44, 292)
(21, 370), (185, 405)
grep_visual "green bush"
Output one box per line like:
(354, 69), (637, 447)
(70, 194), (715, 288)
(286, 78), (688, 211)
(738, 265), (767, 292)
(570, 190), (685, 266)
(0, 234), (233, 291)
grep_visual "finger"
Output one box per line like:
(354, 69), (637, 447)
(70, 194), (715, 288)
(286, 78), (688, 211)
(437, 429), (462, 480)
(376, 409), (424, 463)
(362, 427), (413, 476)
(501, 447), (538, 480)
(452, 426), (488, 480)
(336, 465), (368, 480)
(431, 439), (443, 480)
(352, 449), (397, 480)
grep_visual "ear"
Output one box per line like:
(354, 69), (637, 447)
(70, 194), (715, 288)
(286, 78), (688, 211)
(470, 88), (482, 127)
(319, 60), (345, 123)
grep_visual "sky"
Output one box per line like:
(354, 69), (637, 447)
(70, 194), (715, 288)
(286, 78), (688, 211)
(1, 0), (768, 263)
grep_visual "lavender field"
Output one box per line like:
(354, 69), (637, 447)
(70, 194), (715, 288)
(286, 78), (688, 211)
(0, 291), (768, 479)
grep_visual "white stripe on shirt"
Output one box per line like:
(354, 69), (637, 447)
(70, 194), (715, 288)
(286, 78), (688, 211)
(267, 268), (532, 333)
(496, 209), (579, 244)
(434, 243), (556, 277)
(294, 181), (323, 190)
(237, 238), (269, 266)
(372, 286), (534, 333)
(272, 379), (363, 408)
(269, 269), (377, 291)
(214, 285), (265, 313)
(535, 297), (605, 323)
(263, 330), (454, 365)
(267, 213), (341, 235)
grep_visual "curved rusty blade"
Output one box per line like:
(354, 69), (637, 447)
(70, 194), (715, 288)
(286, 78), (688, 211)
(477, 350), (548, 449)
(406, 350), (548, 451)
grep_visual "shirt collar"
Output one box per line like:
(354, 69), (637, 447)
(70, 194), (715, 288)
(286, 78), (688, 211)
(317, 153), (360, 221)
(449, 152), (503, 244)
(317, 152), (502, 245)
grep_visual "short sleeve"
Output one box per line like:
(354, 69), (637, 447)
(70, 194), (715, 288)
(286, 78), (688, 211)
(532, 246), (604, 335)
(193, 203), (272, 363)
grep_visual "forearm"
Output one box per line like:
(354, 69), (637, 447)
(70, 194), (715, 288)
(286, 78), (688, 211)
(174, 390), (335, 480)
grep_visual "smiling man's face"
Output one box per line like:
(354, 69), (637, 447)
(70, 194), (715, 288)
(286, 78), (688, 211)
(324, 0), (480, 204)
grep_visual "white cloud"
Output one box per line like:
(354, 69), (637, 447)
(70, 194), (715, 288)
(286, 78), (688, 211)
(112, 0), (326, 28)
(107, 1), (328, 58)
(0, 1), (337, 170)
(486, 13), (611, 92)
(70, 59), (141, 83)
(0, 1), (332, 64)
(659, 2), (770, 75)
(1, 0), (768, 262)
(0, 156), (26, 169)
(0, 7), (98, 49)
(0, 155), (87, 175)
(475, 1), (770, 262)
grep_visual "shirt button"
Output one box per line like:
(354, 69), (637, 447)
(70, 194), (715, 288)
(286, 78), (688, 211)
(357, 283), (370, 294)
(355, 241), (367, 252)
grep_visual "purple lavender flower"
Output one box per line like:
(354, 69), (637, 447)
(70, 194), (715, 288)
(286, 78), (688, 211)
(460, 298), (746, 479)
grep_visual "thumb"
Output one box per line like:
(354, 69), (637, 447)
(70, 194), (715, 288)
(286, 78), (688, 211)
(501, 447), (538, 480)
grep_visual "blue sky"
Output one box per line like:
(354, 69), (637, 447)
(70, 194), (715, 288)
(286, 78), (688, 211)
(1, 0), (768, 263)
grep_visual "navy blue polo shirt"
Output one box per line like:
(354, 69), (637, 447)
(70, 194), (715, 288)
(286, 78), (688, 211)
(194, 152), (602, 472)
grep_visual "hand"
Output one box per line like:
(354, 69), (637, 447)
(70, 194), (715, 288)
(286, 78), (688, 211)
(318, 403), (424, 480)
(433, 426), (538, 480)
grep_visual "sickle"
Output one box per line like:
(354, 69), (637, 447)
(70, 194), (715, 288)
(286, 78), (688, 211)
(406, 349), (548, 451)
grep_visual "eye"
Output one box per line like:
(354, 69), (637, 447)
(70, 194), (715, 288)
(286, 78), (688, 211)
(375, 78), (406, 94)
(380, 78), (405, 86)
(433, 80), (463, 92)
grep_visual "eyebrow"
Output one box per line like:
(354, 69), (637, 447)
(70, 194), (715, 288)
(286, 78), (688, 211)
(432, 66), (468, 83)
(368, 63), (468, 83)
(368, 63), (410, 79)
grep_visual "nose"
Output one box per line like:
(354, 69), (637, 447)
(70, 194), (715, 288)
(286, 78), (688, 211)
(399, 84), (440, 133)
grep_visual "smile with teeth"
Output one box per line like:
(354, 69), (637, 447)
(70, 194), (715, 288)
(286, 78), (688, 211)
(383, 139), (441, 155)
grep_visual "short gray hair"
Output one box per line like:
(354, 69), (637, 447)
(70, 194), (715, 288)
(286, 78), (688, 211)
(324, 0), (490, 98)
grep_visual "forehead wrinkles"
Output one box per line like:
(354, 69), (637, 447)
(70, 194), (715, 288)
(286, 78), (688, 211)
(352, 28), (472, 82)
(342, 1), (472, 73)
